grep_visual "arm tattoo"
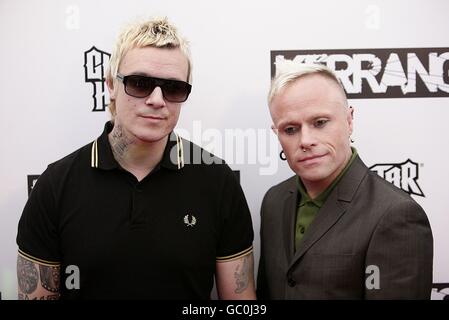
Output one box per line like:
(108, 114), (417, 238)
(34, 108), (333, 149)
(110, 124), (134, 158)
(19, 293), (60, 300)
(234, 255), (250, 294)
(17, 255), (38, 295)
(39, 265), (60, 293)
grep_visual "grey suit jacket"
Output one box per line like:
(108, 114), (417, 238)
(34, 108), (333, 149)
(257, 155), (433, 299)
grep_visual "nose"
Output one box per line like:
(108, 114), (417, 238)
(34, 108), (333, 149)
(298, 126), (316, 150)
(145, 86), (166, 108)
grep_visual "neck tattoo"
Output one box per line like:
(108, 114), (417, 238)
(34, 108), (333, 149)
(110, 124), (134, 159)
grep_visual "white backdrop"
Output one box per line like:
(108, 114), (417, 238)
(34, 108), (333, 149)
(1, 0), (448, 299)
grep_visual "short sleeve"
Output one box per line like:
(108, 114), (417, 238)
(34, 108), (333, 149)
(216, 166), (254, 262)
(16, 165), (61, 265)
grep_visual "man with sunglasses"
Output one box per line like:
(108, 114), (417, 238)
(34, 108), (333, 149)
(17, 17), (255, 300)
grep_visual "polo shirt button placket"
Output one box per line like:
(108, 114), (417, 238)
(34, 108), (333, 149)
(135, 181), (143, 193)
(131, 184), (145, 225)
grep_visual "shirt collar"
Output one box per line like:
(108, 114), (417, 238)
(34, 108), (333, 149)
(90, 121), (185, 171)
(297, 147), (358, 208)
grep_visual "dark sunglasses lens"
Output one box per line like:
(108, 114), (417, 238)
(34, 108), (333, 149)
(123, 75), (191, 102)
(162, 80), (191, 102)
(125, 76), (154, 97)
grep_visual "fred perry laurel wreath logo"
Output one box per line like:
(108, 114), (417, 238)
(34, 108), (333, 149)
(184, 214), (197, 227)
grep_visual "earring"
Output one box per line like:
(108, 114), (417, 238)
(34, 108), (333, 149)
(350, 137), (354, 143)
(279, 150), (287, 161)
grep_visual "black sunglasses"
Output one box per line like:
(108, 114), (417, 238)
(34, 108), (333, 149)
(116, 73), (192, 103)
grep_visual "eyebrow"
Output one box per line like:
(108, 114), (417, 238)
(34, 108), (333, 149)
(124, 72), (185, 82)
(277, 113), (332, 127)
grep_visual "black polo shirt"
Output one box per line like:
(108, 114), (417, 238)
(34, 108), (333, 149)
(17, 121), (254, 299)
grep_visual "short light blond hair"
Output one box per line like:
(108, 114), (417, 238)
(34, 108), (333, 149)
(268, 61), (346, 105)
(107, 17), (192, 117)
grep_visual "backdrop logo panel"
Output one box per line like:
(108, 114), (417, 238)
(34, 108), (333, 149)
(369, 159), (424, 197)
(27, 175), (40, 197)
(432, 283), (449, 300)
(84, 46), (111, 112)
(270, 47), (449, 98)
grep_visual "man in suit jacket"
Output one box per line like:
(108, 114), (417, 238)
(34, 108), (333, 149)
(257, 62), (433, 299)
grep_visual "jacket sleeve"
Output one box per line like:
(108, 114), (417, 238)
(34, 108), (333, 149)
(365, 199), (433, 299)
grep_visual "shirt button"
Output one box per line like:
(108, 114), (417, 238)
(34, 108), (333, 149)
(299, 226), (305, 234)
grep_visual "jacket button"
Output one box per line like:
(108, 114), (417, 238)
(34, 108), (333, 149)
(287, 277), (296, 287)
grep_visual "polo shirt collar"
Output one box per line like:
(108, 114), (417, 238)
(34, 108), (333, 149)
(297, 147), (358, 207)
(90, 121), (184, 171)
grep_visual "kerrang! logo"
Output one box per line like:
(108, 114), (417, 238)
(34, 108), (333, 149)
(271, 47), (449, 98)
(369, 159), (424, 197)
(84, 46), (111, 111)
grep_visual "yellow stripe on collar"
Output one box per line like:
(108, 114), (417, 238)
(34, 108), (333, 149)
(175, 133), (184, 169)
(91, 140), (98, 168)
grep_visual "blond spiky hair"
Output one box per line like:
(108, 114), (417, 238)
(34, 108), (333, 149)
(106, 17), (192, 117)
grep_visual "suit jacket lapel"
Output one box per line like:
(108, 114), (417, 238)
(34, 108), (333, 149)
(290, 190), (345, 268)
(288, 156), (369, 269)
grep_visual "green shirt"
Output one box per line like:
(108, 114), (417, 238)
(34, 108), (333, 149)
(295, 147), (358, 251)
